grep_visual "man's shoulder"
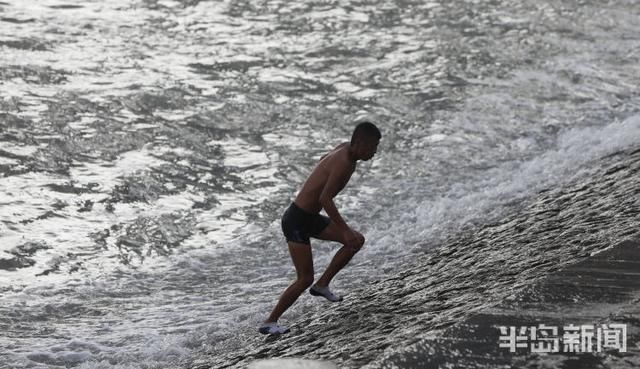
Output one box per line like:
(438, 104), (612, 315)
(332, 144), (352, 165)
(331, 148), (355, 174)
(320, 142), (349, 162)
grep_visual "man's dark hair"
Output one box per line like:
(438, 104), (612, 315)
(351, 121), (381, 145)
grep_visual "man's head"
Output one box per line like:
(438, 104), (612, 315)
(350, 121), (381, 161)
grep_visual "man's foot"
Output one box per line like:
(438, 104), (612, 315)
(309, 285), (343, 302)
(258, 322), (290, 335)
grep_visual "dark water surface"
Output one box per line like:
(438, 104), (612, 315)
(1, 0), (639, 368)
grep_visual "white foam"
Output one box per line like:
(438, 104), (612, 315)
(0, 142), (40, 157)
(26, 350), (92, 366)
(68, 144), (169, 190)
(248, 358), (338, 369)
(362, 115), (640, 255)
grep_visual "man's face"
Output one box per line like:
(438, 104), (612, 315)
(361, 139), (379, 161)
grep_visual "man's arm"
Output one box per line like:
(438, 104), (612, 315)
(318, 160), (359, 248)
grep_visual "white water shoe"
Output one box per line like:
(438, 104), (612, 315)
(309, 285), (343, 302)
(258, 322), (290, 335)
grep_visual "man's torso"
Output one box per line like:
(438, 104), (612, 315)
(293, 142), (355, 213)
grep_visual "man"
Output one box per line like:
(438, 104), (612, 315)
(259, 121), (381, 335)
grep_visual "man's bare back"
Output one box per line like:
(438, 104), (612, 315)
(294, 142), (355, 214)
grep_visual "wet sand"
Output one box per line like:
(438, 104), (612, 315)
(380, 239), (640, 368)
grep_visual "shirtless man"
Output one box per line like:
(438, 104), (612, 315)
(259, 121), (381, 335)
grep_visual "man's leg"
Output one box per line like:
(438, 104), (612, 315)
(313, 222), (364, 289)
(264, 241), (314, 323)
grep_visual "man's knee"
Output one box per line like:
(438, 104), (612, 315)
(297, 274), (314, 288)
(342, 231), (365, 250)
(349, 241), (364, 254)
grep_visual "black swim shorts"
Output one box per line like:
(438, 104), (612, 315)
(281, 202), (331, 245)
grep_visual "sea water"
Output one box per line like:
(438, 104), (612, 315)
(1, 0), (639, 368)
